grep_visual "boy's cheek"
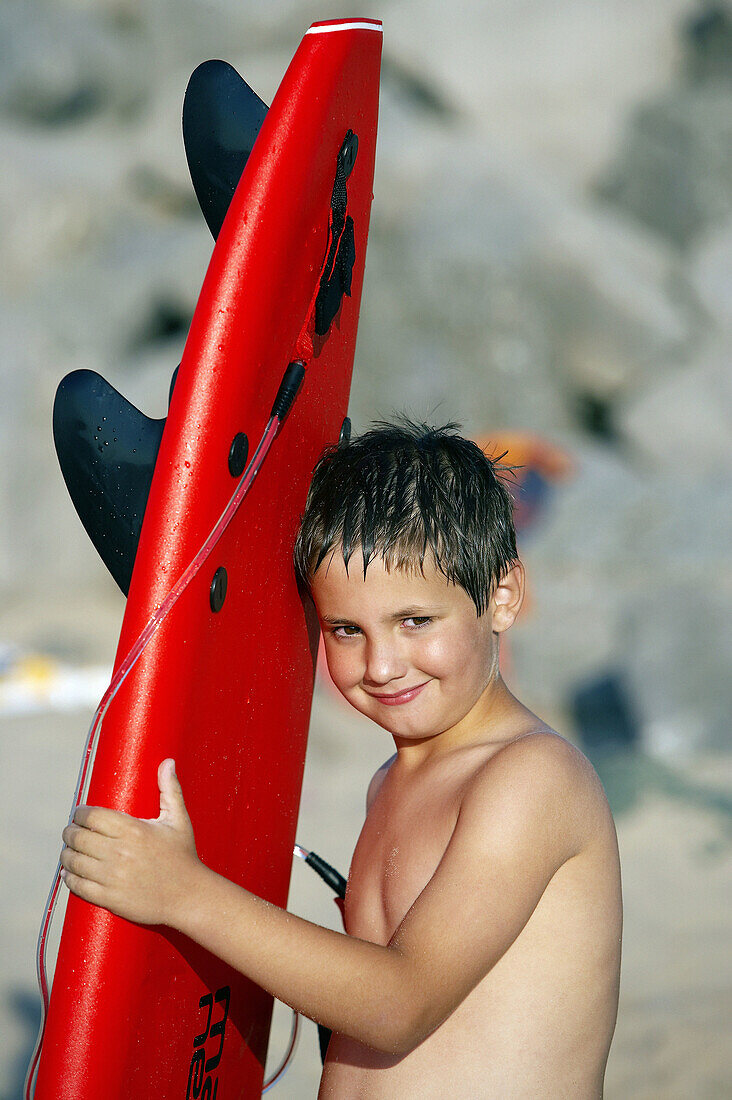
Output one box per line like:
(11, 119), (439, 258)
(422, 626), (491, 678)
(322, 643), (360, 690)
(325, 654), (373, 712)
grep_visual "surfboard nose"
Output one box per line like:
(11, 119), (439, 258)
(52, 368), (169, 594)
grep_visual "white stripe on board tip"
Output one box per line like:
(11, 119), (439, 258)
(306, 21), (383, 35)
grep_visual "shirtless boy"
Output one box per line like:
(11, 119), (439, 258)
(60, 419), (623, 1098)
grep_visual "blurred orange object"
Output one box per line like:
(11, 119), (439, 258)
(477, 431), (575, 627)
(476, 431), (574, 534)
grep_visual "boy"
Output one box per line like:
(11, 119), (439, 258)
(61, 418), (623, 1098)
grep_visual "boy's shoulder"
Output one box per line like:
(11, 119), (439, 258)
(477, 728), (599, 790)
(367, 730), (605, 832)
(483, 728), (592, 779)
(460, 730), (610, 862)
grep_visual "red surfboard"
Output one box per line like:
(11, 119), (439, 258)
(34, 19), (381, 1099)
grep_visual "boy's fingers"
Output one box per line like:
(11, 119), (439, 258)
(74, 805), (126, 836)
(60, 845), (109, 886)
(62, 822), (114, 860)
(62, 868), (108, 908)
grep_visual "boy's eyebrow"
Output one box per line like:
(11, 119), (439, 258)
(321, 607), (443, 625)
(390, 607), (443, 619)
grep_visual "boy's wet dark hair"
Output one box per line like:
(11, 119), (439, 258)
(294, 417), (519, 616)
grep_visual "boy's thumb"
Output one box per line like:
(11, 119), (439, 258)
(157, 758), (190, 830)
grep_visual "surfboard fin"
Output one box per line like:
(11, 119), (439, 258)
(182, 60), (269, 240)
(53, 369), (172, 595)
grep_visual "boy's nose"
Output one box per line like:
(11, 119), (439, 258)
(362, 638), (408, 686)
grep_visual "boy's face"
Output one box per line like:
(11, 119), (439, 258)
(310, 549), (508, 748)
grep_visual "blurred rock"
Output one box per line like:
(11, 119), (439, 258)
(0, 2), (150, 125)
(31, 214), (206, 365)
(623, 467), (732, 757)
(0, 125), (123, 295)
(619, 345), (732, 480)
(689, 215), (732, 331)
(682, 2), (732, 84)
(352, 143), (697, 441)
(351, 144), (568, 438)
(509, 439), (648, 699)
(133, 0), (315, 69)
(381, 0), (690, 185)
(510, 439), (732, 759)
(597, 2), (732, 247)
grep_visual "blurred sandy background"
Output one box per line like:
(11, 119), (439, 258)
(1, 1), (731, 1097)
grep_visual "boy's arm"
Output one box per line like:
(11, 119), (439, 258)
(61, 737), (589, 1054)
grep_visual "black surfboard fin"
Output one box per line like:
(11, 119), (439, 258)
(183, 60), (269, 239)
(52, 369), (176, 595)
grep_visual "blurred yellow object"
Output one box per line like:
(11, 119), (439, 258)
(0, 644), (110, 716)
(18, 654), (57, 689)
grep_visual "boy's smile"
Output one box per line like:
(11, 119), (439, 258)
(367, 680), (431, 705)
(311, 550), (517, 753)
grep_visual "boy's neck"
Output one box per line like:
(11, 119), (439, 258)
(392, 674), (541, 769)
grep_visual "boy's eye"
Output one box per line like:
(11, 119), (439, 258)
(403, 616), (431, 629)
(333, 624), (361, 637)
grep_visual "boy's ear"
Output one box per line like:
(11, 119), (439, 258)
(491, 562), (525, 633)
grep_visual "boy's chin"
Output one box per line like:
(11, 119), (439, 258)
(361, 708), (441, 741)
(335, 687), (446, 740)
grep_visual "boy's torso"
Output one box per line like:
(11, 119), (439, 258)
(318, 728), (622, 1099)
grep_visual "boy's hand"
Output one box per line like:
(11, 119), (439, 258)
(60, 759), (202, 927)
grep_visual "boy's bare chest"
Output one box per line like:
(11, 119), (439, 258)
(344, 768), (466, 943)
